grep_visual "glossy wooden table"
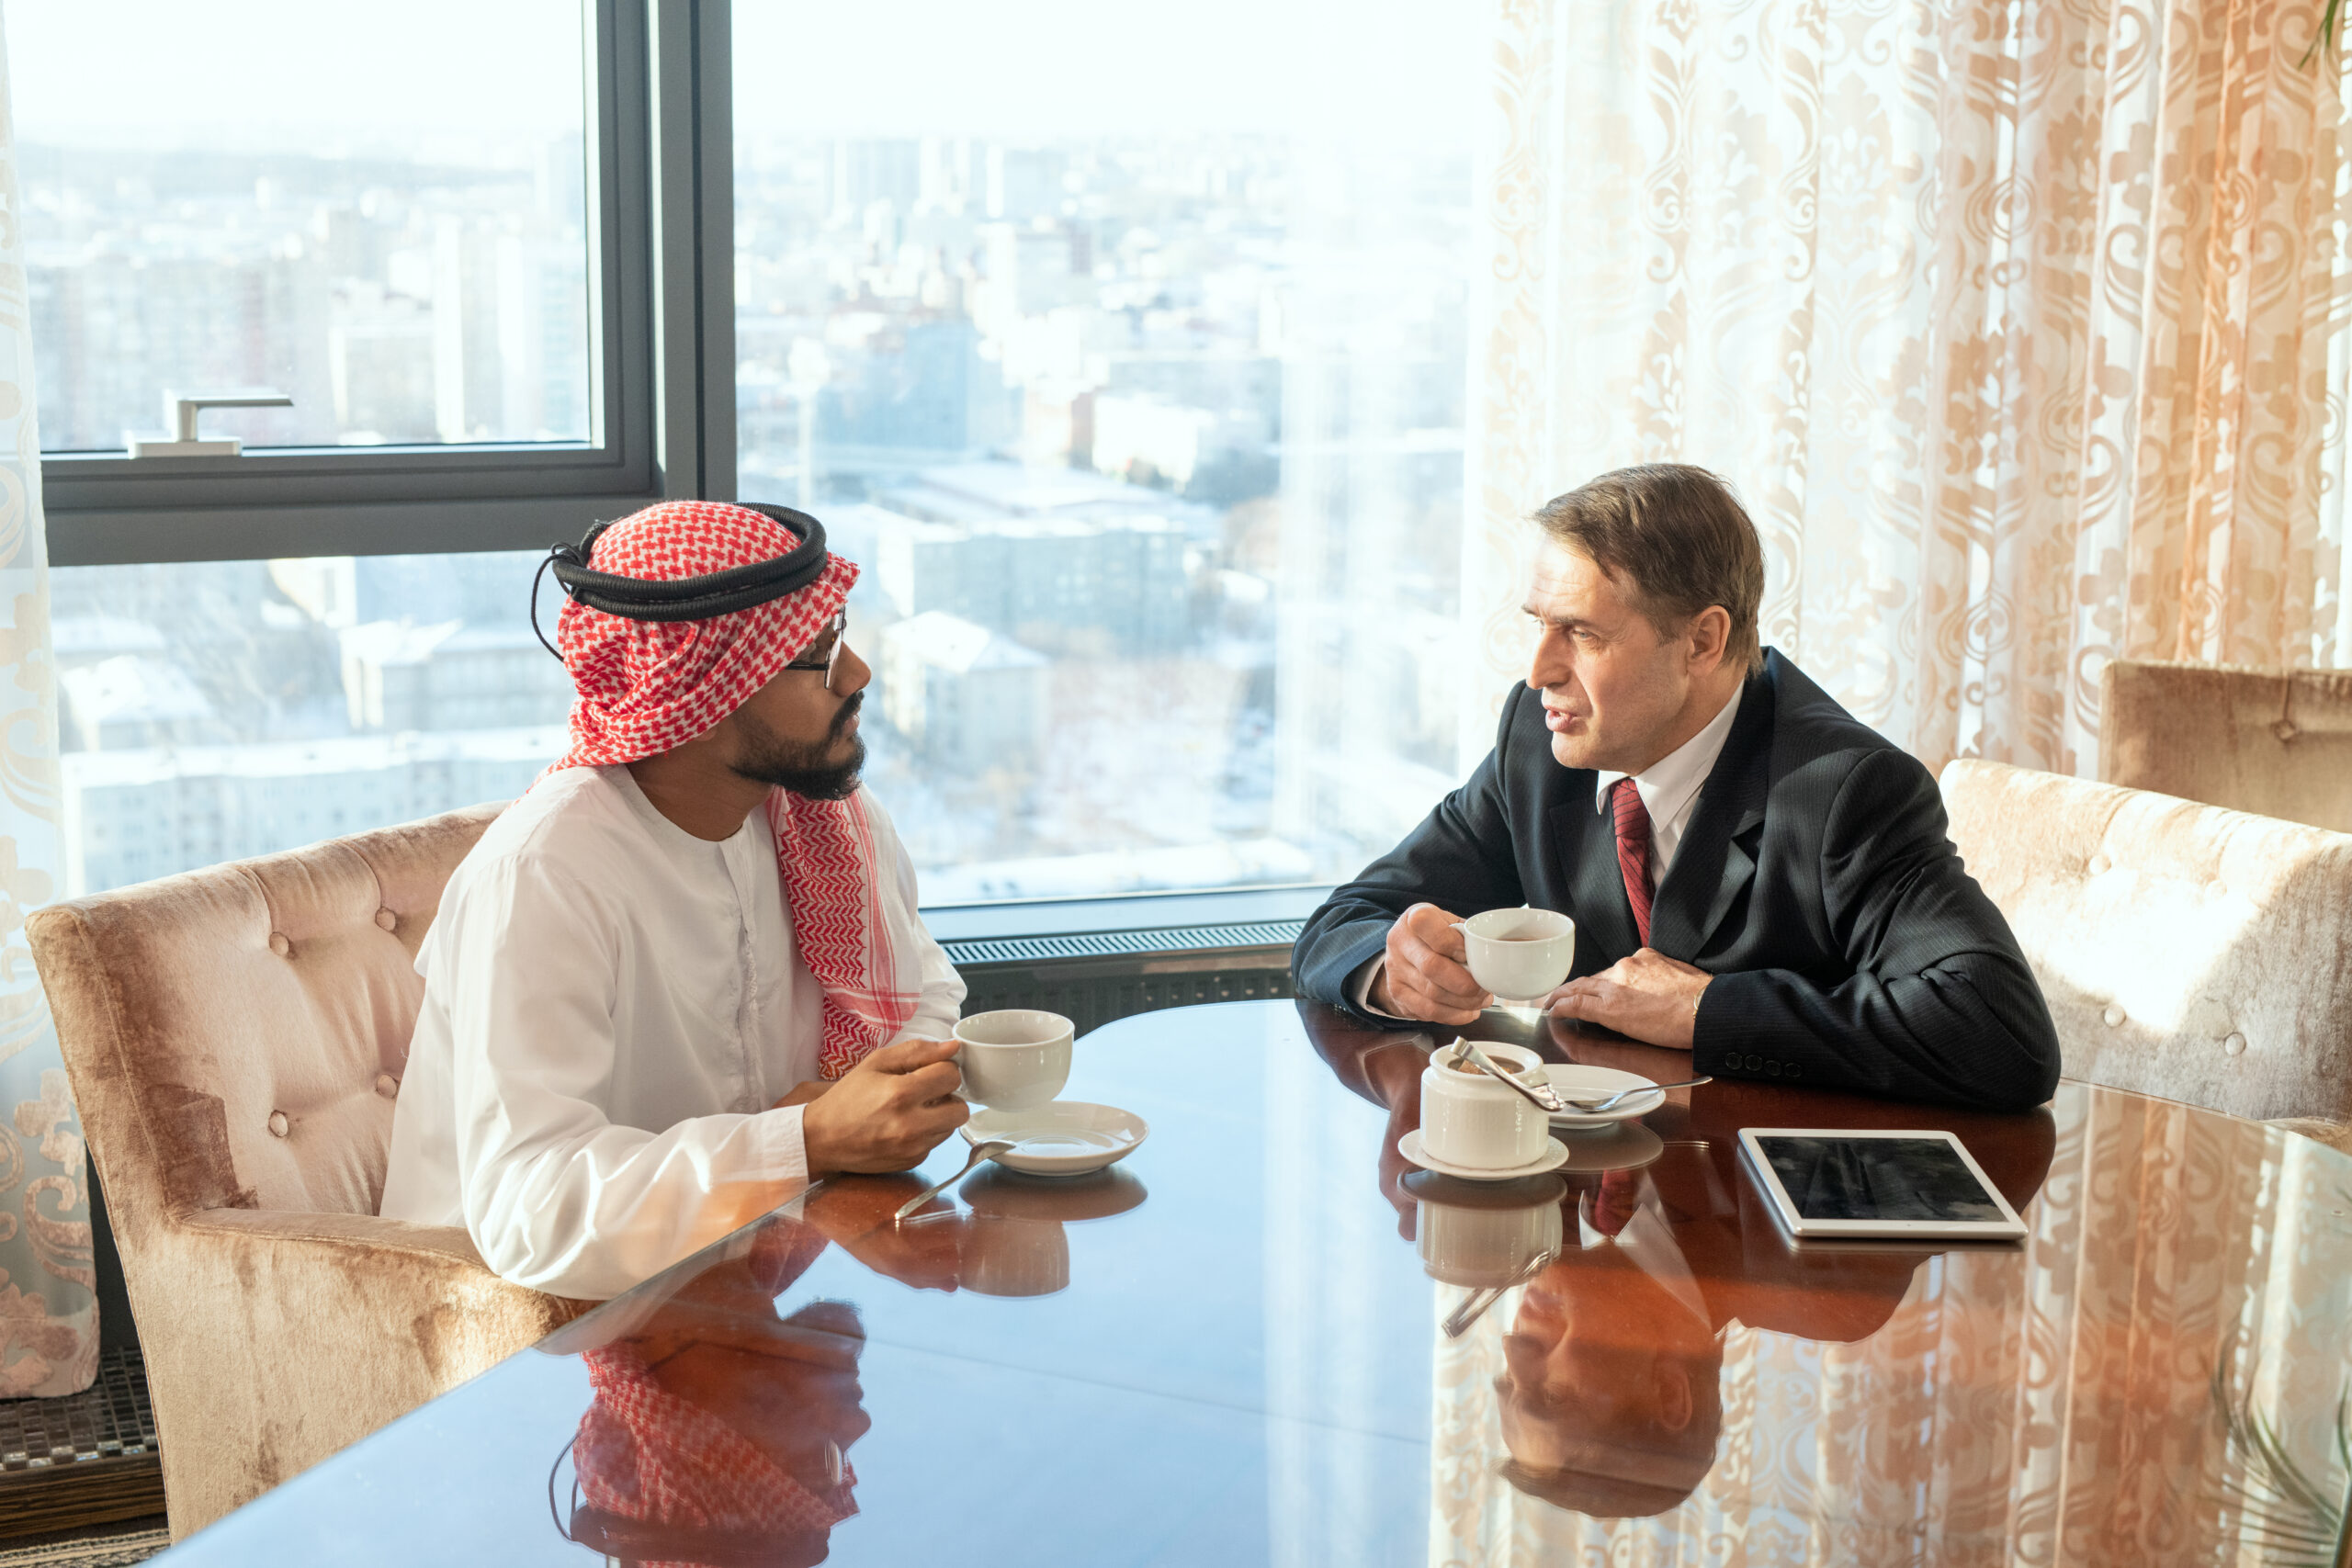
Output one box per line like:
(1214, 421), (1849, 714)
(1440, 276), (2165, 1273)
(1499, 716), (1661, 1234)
(156, 1001), (2352, 1566)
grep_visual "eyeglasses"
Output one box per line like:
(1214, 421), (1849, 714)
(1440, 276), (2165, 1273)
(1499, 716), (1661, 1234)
(783, 611), (848, 690)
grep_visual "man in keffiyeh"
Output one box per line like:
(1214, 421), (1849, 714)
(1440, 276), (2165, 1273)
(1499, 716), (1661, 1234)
(379, 501), (969, 1299)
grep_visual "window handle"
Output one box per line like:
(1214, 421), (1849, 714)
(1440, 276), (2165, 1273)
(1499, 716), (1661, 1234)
(127, 389), (294, 458)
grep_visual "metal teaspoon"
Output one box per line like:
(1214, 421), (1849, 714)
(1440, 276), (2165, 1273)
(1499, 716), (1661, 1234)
(892, 1140), (1015, 1222)
(1456, 1041), (1570, 1114)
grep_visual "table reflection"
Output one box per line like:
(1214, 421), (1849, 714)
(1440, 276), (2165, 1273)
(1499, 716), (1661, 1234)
(1298, 999), (2065, 1531)
(144, 1001), (2352, 1568)
(1497, 1197), (1724, 1518)
(555, 1221), (864, 1568)
(548, 1167), (1150, 1565)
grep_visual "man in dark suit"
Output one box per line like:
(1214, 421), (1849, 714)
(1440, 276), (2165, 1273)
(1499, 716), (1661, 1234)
(1293, 464), (2060, 1110)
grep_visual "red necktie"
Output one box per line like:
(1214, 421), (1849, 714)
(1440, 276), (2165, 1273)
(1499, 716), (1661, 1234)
(1589, 1168), (1643, 1237)
(1611, 777), (1654, 947)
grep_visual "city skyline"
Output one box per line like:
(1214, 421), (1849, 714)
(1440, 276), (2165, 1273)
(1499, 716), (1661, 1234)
(29, 33), (1478, 902)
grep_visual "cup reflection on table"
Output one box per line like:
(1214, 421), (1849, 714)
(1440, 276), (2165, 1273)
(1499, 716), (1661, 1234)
(933, 1165), (1149, 1299)
(1412, 1172), (1566, 1287)
(553, 1168), (1148, 1564)
(1494, 1237), (1724, 1519)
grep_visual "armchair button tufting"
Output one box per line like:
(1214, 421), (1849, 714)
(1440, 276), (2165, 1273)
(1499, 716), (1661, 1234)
(267, 1111), (289, 1137)
(2223, 1032), (2247, 1056)
(2088, 853), (2111, 876)
(2102, 1004), (2126, 1028)
(375, 908), (398, 931)
(375, 1073), (399, 1098)
(268, 932), (291, 957)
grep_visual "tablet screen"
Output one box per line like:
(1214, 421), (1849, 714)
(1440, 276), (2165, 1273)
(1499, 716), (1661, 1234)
(1753, 1135), (2007, 1224)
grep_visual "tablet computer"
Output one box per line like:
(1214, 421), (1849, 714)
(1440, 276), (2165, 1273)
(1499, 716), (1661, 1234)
(1737, 1128), (2029, 1241)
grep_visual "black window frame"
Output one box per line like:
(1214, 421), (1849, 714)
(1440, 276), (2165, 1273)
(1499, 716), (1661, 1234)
(39, 0), (735, 569)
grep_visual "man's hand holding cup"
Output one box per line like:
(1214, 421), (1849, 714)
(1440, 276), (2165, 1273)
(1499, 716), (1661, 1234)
(1369, 902), (1492, 1025)
(801, 1038), (969, 1176)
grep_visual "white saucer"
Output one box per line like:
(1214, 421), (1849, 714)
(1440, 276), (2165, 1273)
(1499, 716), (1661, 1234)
(963, 1101), (1148, 1177)
(1397, 1130), (1570, 1181)
(1555, 1122), (1665, 1173)
(1542, 1065), (1666, 1128)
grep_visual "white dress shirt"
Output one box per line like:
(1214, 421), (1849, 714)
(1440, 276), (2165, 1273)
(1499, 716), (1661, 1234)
(1577, 1197), (1710, 1325)
(1349, 682), (1744, 1015)
(378, 766), (965, 1299)
(1590, 681), (1744, 891)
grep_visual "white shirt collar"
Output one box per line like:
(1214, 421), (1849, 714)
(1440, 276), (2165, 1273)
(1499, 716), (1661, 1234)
(1577, 1198), (1710, 1325)
(1592, 682), (1745, 833)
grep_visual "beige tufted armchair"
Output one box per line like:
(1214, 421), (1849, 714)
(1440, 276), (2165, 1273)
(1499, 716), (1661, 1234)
(2100, 660), (2352, 833)
(1940, 761), (2352, 1148)
(26, 804), (594, 1540)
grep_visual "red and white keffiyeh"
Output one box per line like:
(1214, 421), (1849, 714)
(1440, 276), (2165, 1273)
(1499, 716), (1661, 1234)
(547, 499), (919, 1077)
(574, 1340), (859, 1562)
(571, 1223), (854, 1563)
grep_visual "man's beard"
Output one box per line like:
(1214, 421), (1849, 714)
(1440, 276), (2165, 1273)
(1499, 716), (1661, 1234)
(729, 692), (866, 800)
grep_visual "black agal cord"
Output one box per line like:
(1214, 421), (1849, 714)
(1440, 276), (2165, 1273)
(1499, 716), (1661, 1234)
(531, 502), (831, 658)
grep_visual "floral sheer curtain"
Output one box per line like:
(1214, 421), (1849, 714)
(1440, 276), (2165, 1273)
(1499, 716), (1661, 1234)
(1430, 1089), (2352, 1562)
(1463, 0), (2352, 777)
(0, 10), (97, 1397)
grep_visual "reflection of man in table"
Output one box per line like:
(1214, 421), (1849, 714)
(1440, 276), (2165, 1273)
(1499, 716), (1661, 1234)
(1304, 1007), (2059, 1520)
(1293, 465), (2061, 1109)
(380, 502), (969, 1299)
(1495, 1156), (1928, 1518)
(1498, 1186), (1722, 1517)
(561, 1221), (867, 1568)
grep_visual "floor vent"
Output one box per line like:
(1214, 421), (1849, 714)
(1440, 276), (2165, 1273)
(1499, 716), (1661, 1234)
(940, 919), (1305, 969)
(944, 918), (1306, 1037)
(0, 1347), (164, 1537)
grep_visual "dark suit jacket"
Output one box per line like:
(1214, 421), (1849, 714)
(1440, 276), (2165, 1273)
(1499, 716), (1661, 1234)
(1293, 650), (2061, 1111)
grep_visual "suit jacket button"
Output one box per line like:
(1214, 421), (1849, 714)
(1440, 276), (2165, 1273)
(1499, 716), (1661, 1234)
(1724, 1054), (1741, 1070)
(1766, 1060), (1781, 1076)
(1786, 1064), (1802, 1079)
(1744, 1054), (1762, 1071)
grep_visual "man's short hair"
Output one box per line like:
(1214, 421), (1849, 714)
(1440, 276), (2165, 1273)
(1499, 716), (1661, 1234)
(1532, 464), (1765, 673)
(1494, 1351), (1724, 1520)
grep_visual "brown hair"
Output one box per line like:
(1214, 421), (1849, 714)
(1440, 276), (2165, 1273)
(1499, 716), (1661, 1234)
(1532, 464), (1765, 672)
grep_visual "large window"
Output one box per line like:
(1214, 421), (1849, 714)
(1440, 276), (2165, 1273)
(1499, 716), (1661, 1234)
(51, 551), (570, 897)
(18, 2), (592, 455)
(12, 0), (687, 565)
(732, 1), (1478, 900)
(16, 2), (1481, 908)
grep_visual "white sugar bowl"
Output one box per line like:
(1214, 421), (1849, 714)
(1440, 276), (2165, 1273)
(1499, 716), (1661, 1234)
(1420, 1041), (1552, 1171)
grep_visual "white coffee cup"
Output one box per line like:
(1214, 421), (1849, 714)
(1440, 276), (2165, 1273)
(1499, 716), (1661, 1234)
(956, 1212), (1070, 1298)
(1454, 907), (1577, 1006)
(1416, 1174), (1566, 1287)
(950, 1010), (1073, 1111)
(1420, 1041), (1551, 1170)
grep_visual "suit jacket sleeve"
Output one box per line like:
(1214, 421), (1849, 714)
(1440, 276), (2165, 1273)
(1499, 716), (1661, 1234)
(1696, 749), (2062, 1110)
(1291, 686), (1532, 1011)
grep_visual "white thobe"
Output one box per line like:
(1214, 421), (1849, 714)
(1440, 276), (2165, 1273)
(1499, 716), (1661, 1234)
(379, 766), (965, 1300)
